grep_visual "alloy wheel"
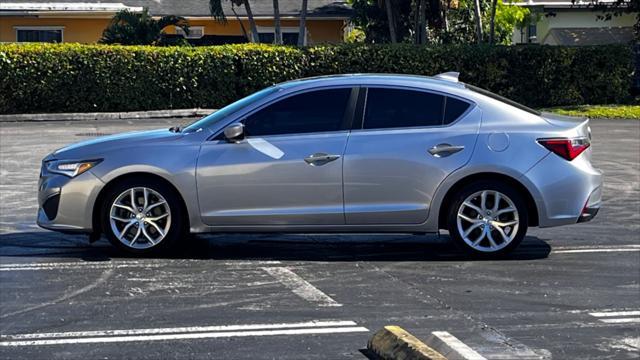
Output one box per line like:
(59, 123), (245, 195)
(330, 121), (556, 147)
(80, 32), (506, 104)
(109, 187), (172, 250)
(456, 190), (519, 253)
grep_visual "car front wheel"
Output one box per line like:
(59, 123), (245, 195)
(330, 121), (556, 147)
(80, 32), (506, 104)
(447, 181), (528, 257)
(101, 178), (184, 254)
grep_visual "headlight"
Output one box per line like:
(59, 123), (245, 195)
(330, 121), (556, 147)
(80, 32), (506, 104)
(46, 159), (102, 177)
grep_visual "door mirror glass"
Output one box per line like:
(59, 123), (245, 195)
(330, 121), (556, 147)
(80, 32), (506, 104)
(223, 123), (245, 142)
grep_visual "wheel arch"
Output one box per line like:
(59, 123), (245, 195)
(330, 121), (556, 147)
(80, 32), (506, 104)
(92, 172), (191, 235)
(437, 172), (539, 229)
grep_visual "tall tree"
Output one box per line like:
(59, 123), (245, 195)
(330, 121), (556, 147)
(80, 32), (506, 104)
(298, 0), (308, 46)
(472, 0), (483, 43)
(489, 0), (498, 44)
(273, 0), (282, 44)
(209, 0), (259, 42)
(383, 0), (398, 43)
(100, 8), (189, 45)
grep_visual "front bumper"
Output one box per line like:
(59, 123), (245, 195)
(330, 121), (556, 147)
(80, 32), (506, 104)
(37, 164), (104, 233)
(523, 152), (603, 228)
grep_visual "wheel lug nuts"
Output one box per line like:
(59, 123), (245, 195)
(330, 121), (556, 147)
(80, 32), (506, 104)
(138, 208), (143, 212)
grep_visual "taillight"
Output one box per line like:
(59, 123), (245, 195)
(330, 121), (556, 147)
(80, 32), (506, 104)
(537, 137), (590, 161)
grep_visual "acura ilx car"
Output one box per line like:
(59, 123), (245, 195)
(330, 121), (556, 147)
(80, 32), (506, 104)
(38, 73), (602, 256)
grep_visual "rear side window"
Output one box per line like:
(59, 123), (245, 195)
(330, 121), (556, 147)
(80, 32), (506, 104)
(444, 97), (471, 124)
(243, 88), (352, 136)
(363, 88), (444, 129)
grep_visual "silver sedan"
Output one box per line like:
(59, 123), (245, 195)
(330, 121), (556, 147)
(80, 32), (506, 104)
(37, 73), (603, 256)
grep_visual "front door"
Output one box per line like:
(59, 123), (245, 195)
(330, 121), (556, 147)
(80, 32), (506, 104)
(196, 87), (355, 226)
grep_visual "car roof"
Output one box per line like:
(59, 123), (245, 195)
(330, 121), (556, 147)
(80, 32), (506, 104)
(275, 73), (474, 100)
(278, 73), (467, 91)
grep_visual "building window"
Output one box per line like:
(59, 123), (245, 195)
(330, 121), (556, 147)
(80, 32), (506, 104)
(15, 26), (64, 43)
(527, 23), (537, 43)
(256, 26), (305, 45)
(175, 26), (204, 39)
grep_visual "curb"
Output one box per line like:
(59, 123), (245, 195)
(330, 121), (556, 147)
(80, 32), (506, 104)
(367, 326), (447, 360)
(0, 108), (216, 122)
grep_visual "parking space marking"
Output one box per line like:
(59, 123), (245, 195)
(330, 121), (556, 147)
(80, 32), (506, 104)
(0, 320), (368, 347)
(552, 245), (640, 254)
(0, 260), (281, 271)
(426, 331), (487, 360)
(262, 267), (341, 307)
(589, 310), (640, 324)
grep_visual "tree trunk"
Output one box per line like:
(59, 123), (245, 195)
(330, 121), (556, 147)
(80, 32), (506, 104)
(419, 0), (427, 44)
(244, 0), (259, 43)
(231, 4), (249, 41)
(273, 0), (282, 44)
(489, 0), (498, 44)
(385, 0), (397, 43)
(298, 0), (308, 46)
(473, 0), (483, 43)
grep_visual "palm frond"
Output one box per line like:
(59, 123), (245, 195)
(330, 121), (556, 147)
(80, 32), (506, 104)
(209, 0), (227, 22)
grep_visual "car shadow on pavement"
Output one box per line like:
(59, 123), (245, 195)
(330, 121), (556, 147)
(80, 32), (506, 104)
(0, 231), (551, 262)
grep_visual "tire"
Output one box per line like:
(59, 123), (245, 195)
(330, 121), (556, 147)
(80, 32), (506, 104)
(446, 180), (528, 257)
(101, 177), (186, 255)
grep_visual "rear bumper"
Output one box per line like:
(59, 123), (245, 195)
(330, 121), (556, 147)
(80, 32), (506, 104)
(523, 152), (603, 228)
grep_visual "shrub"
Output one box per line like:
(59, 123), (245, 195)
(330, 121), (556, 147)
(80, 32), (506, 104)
(0, 43), (634, 114)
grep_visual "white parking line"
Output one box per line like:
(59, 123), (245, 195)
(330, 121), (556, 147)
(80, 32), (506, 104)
(0, 320), (368, 347)
(552, 245), (640, 254)
(598, 318), (640, 324)
(262, 267), (341, 307)
(426, 331), (487, 360)
(589, 311), (640, 317)
(0, 260), (281, 271)
(588, 309), (640, 324)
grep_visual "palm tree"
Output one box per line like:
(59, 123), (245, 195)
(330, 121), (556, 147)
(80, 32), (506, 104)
(100, 8), (189, 45)
(489, 0), (498, 44)
(273, 0), (282, 44)
(298, 0), (308, 46)
(209, 0), (259, 43)
(383, 0), (397, 43)
(473, 0), (483, 43)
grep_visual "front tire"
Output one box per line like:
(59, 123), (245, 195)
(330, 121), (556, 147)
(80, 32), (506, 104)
(447, 181), (528, 257)
(101, 178), (185, 255)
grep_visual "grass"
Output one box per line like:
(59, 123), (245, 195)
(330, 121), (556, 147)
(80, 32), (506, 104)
(542, 105), (640, 119)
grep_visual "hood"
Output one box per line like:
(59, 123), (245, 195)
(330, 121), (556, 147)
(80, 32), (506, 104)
(52, 129), (182, 159)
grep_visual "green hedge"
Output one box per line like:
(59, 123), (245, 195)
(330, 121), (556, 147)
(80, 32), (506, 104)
(0, 43), (634, 114)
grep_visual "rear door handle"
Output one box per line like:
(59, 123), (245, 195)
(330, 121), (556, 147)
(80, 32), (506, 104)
(304, 153), (341, 166)
(428, 144), (465, 158)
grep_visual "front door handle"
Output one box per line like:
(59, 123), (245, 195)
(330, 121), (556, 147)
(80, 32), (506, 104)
(304, 153), (341, 166)
(428, 144), (465, 158)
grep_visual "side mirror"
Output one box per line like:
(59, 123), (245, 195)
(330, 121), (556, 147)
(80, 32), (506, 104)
(223, 123), (245, 143)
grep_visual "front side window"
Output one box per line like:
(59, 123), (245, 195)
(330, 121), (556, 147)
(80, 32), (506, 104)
(243, 88), (352, 137)
(363, 88), (445, 130)
(16, 28), (63, 43)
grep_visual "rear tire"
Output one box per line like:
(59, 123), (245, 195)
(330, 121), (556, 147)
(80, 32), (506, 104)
(446, 180), (528, 257)
(101, 177), (186, 255)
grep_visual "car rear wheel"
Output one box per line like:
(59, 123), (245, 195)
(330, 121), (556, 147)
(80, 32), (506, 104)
(101, 178), (185, 254)
(447, 181), (528, 257)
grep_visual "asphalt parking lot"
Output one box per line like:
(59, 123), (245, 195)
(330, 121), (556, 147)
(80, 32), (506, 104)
(0, 118), (638, 359)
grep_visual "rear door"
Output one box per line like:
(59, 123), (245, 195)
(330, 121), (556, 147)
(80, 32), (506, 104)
(343, 86), (481, 225)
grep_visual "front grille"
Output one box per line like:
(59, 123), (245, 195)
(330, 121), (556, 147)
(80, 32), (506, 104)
(42, 194), (60, 220)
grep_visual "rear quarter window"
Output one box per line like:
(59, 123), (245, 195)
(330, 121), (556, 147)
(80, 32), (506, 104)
(444, 97), (472, 124)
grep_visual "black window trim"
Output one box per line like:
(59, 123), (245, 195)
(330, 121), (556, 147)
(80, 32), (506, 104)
(209, 85), (359, 141)
(353, 85), (476, 132)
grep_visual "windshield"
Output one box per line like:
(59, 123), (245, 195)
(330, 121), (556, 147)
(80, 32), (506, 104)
(183, 86), (280, 133)
(466, 84), (541, 116)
